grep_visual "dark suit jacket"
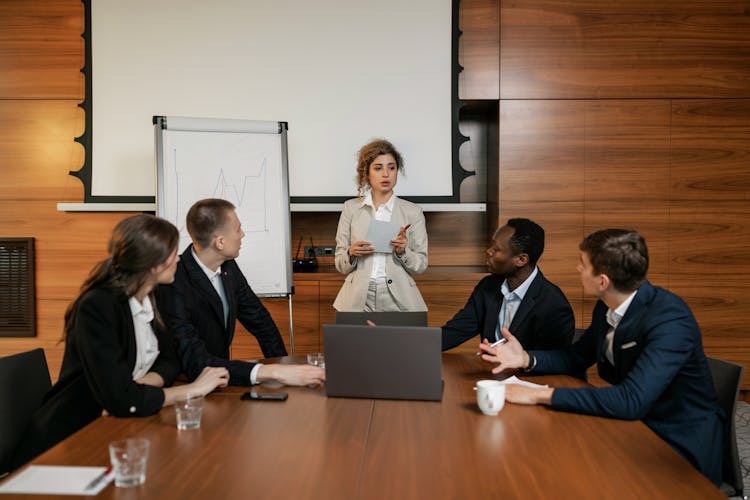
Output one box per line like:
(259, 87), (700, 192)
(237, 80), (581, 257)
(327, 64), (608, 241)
(11, 287), (179, 470)
(441, 270), (575, 351)
(156, 245), (287, 386)
(534, 281), (723, 484)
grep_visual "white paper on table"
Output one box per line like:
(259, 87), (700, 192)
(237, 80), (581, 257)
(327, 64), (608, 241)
(365, 220), (402, 253)
(499, 375), (549, 389)
(0, 465), (114, 496)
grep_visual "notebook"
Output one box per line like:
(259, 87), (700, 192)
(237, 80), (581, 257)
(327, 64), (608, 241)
(323, 324), (443, 401)
(334, 311), (428, 327)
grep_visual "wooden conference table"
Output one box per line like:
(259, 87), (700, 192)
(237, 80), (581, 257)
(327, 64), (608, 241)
(10, 354), (721, 499)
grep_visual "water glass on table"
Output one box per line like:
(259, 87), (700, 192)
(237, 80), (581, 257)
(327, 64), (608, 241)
(175, 393), (204, 430)
(108, 438), (150, 487)
(307, 352), (325, 368)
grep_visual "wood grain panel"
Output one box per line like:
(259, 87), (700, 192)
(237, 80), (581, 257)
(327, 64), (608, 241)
(671, 99), (750, 201)
(0, 100), (84, 199)
(584, 100), (671, 201)
(499, 100), (585, 202)
(230, 282), (320, 360)
(291, 211), (488, 268)
(459, 0), (500, 99)
(583, 100), (671, 302)
(668, 201), (749, 389)
(0, 0), (83, 99)
(424, 212), (488, 266)
(500, 0), (750, 99)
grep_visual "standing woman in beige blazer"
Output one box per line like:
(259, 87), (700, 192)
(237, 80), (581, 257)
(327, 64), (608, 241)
(333, 139), (428, 312)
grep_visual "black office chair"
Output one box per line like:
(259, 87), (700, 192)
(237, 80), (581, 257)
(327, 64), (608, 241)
(707, 356), (745, 498)
(0, 348), (52, 476)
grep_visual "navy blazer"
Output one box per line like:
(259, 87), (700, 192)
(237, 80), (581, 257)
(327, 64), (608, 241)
(534, 281), (723, 484)
(441, 270), (575, 351)
(12, 287), (179, 469)
(156, 246), (287, 386)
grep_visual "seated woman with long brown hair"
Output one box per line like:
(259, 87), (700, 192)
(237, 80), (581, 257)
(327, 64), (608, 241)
(10, 214), (228, 470)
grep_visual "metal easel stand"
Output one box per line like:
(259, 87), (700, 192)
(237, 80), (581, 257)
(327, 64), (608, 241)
(288, 294), (294, 356)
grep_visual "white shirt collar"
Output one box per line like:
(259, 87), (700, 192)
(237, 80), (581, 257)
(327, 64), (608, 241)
(501, 266), (538, 301)
(361, 190), (396, 212)
(192, 247), (222, 280)
(606, 290), (638, 328)
(128, 295), (154, 323)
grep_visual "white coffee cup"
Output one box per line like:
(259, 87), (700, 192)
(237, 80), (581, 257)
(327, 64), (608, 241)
(474, 380), (506, 416)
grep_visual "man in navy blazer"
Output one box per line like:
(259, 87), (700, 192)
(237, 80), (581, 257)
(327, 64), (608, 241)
(480, 229), (723, 485)
(442, 218), (574, 351)
(157, 198), (325, 387)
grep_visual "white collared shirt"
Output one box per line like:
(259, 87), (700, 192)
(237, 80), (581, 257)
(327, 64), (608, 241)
(604, 290), (638, 365)
(129, 295), (160, 380)
(361, 191), (396, 280)
(495, 266), (539, 341)
(191, 248), (262, 384)
(191, 248), (229, 326)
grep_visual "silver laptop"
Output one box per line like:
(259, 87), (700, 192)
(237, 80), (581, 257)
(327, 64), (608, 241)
(323, 324), (443, 401)
(334, 311), (428, 327)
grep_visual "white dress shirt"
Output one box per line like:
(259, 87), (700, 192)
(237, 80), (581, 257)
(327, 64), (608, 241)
(495, 266), (538, 341)
(361, 191), (396, 281)
(129, 295), (160, 380)
(604, 290), (638, 365)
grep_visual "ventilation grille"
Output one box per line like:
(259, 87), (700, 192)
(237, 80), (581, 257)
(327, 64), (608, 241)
(0, 238), (36, 337)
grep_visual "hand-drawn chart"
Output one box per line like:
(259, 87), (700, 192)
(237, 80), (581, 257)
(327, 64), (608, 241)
(156, 117), (292, 297)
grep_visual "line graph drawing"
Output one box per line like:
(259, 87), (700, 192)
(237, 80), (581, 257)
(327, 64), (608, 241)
(155, 120), (291, 297)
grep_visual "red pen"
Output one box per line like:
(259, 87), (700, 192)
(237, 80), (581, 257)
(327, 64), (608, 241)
(401, 224), (411, 234)
(85, 466), (114, 491)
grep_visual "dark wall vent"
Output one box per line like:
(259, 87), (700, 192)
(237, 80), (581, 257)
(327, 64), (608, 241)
(0, 238), (36, 337)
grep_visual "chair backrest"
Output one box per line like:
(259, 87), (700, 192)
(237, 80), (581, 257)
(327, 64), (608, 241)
(707, 356), (744, 497)
(0, 348), (51, 474)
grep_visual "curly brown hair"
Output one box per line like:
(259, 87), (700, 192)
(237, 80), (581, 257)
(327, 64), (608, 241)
(355, 139), (404, 195)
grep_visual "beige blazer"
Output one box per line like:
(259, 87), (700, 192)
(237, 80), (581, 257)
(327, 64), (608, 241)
(333, 197), (428, 311)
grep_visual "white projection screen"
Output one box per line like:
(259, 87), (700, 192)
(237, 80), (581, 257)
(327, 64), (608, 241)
(89, 0), (454, 201)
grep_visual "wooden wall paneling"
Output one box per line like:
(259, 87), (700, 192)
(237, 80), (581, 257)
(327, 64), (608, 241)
(290, 212), (339, 267)
(670, 99), (750, 387)
(499, 0), (750, 99)
(670, 100), (750, 202)
(0, 0), (84, 99)
(669, 212), (750, 387)
(0, 99), (125, 381)
(231, 282), (321, 360)
(291, 206), (489, 268)
(498, 100), (586, 325)
(0, 101), (84, 200)
(583, 100), (671, 320)
(458, 0), (500, 99)
(425, 212), (488, 266)
(499, 100), (585, 203)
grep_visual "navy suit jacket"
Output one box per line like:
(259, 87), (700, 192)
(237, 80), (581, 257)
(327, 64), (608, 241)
(12, 287), (179, 469)
(441, 270), (575, 351)
(156, 246), (287, 386)
(533, 281), (723, 484)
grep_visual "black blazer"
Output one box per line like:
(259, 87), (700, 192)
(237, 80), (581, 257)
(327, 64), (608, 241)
(156, 246), (287, 386)
(11, 287), (179, 469)
(537, 281), (723, 485)
(441, 270), (575, 351)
